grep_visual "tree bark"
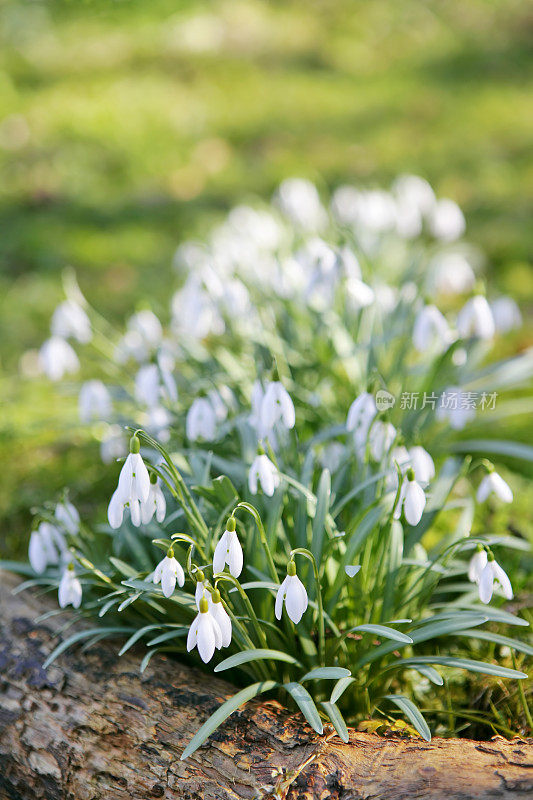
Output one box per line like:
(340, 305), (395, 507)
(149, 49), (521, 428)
(0, 571), (531, 800)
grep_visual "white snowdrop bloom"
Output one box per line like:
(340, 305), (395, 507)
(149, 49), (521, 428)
(477, 470), (513, 504)
(276, 178), (327, 231)
(146, 405), (172, 443)
(468, 545), (488, 584)
(141, 476), (167, 525)
(186, 397), (217, 441)
(338, 246), (362, 281)
(457, 295), (495, 340)
(318, 442), (345, 473)
(429, 198), (466, 242)
(394, 470), (426, 525)
(490, 297), (522, 333)
(394, 200), (423, 239)
(346, 276), (375, 310)
(386, 445), (411, 491)
(392, 174), (436, 217)
(275, 561), (308, 625)
(436, 387), (476, 430)
(194, 574), (212, 609)
(346, 392), (377, 453)
(100, 424), (127, 464)
(153, 549), (185, 597)
(55, 501), (80, 535)
(413, 305), (452, 353)
(28, 522), (64, 574)
(248, 452), (280, 497)
(51, 300), (92, 344)
(210, 590), (232, 648)
(58, 565), (82, 609)
(428, 251), (476, 296)
(374, 283), (398, 313)
(128, 310), (163, 350)
(369, 421), (396, 462)
(213, 517), (243, 578)
(173, 241), (208, 274)
(299, 238), (339, 310)
(227, 205), (283, 251)
(357, 190), (397, 233)
(39, 336), (80, 381)
(478, 553), (513, 604)
(408, 446), (435, 486)
(331, 185), (361, 226)
(260, 381), (295, 431)
(78, 380), (112, 424)
(187, 596), (222, 663)
(208, 386), (233, 422)
(107, 436), (150, 529)
(135, 363), (177, 409)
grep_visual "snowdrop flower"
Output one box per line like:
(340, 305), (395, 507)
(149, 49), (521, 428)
(209, 588), (232, 648)
(28, 522), (65, 574)
(58, 564), (82, 609)
(457, 295), (495, 340)
(392, 174), (436, 217)
(51, 300), (91, 344)
(194, 571), (212, 609)
(331, 185), (361, 226)
(107, 435), (151, 529)
(385, 445), (411, 492)
(186, 397), (217, 441)
(468, 544), (487, 584)
(477, 468), (513, 504)
(276, 178), (327, 231)
(146, 405), (172, 443)
(346, 392), (377, 452)
(429, 198), (466, 242)
(135, 363), (177, 409)
(478, 551), (513, 604)
(408, 446), (435, 486)
(128, 310), (163, 349)
(436, 387), (476, 430)
(248, 448), (280, 497)
(394, 469), (426, 525)
(413, 305), (452, 353)
(187, 596), (222, 663)
(260, 381), (295, 432)
(141, 474), (167, 525)
(369, 421), (396, 462)
(213, 517), (243, 578)
(153, 547), (185, 597)
(490, 297), (522, 333)
(428, 252), (476, 296)
(275, 561), (308, 624)
(78, 380), (112, 424)
(39, 337), (80, 381)
(55, 501), (80, 535)
(345, 276), (375, 310)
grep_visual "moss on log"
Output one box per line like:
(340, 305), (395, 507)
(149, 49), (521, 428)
(0, 571), (531, 799)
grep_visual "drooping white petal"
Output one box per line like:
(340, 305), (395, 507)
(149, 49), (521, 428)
(227, 531), (243, 578)
(275, 576), (288, 620)
(284, 575), (308, 624)
(154, 485), (167, 522)
(108, 489), (125, 529)
(468, 550), (487, 583)
(187, 616), (199, 651)
(403, 481), (426, 526)
(492, 562), (513, 600)
(409, 446), (435, 485)
(477, 472), (513, 504)
(478, 563), (494, 604)
(213, 531), (229, 575)
(197, 613), (217, 663)
(260, 382), (295, 431)
(55, 501), (80, 535)
(29, 531), (48, 574)
(129, 499), (141, 527)
(211, 602), (232, 648)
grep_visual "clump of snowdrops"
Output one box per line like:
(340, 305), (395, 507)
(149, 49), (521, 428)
(14, 176), (533, 754)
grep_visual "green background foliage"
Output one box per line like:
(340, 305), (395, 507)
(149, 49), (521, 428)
(0, 0), (532, 555)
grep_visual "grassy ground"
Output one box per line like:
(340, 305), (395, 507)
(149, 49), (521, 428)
(0, 0), (532, 554)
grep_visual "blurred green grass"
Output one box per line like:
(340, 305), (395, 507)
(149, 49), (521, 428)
(1, 0), (532, 554)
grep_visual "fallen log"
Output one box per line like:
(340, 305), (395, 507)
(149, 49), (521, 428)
(0, 570), (531, 799)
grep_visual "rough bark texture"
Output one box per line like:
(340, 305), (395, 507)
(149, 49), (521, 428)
(0, 570), (531, 800)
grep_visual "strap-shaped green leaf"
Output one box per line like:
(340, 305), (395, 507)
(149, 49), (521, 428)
(409, 665), (443, 685)
(330, 676), (355, 704)
(300, 667), (351, 682)
(383, 694), (431, 741)
(283, 682), (323, 734)
(381, 655), (527, 679)
(118, 625), (161, 656)
(43, 626), (133, 668)
(181, 681), (278, 759)
(311, 469), (331, 565)
(350, 624), (413, 644)
(456, 628), (533, 657)
(321, 701), (349, 742)
(214, 649), (302, 673)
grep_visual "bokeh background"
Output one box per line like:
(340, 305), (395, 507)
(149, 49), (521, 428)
(1, 0), (532, 555)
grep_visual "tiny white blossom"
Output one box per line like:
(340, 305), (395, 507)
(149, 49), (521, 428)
(78, 380), (112, 424)
(413, 305), (452, 353)
(429, 198), (466, 242)
(186, 397), (217, 441)
(477, 471), (513, 504)
(55, 501), (80, 535)
(213, 518), (243, 578)
(29, 522), (65, 574)
(187, 597), (222, 663)
(248, 452), (280, 497)
(153, 549), (185, 597)
(58, 565), (82, 609)
(408, 446), (435, 486)
(478, 554), (513, 604)
(457, 295), (495, 340)
(135, 363), (177, 409)
(39, 336), (80, 381)
(428, 251), (476, 296)
(346, 393), (377, 453)
(51, 300), (91, 344)
(490, 297), (522, 333)
(394, 471), (426, 526)
(275, 562), (308, 624)
(276, 178), (327, 231)
(107, 436), (151, 529)
(369, 421), (396, 462)
(468, 546), (487, 584)
(210, 589), (232, 648)
(141, 477), (167, 525)
(260, 381), (295, 432)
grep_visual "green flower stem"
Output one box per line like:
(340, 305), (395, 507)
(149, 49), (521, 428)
(291, 547), (325, 667)
(215, 574), (269, 651)
(233, 502), (279, 583)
